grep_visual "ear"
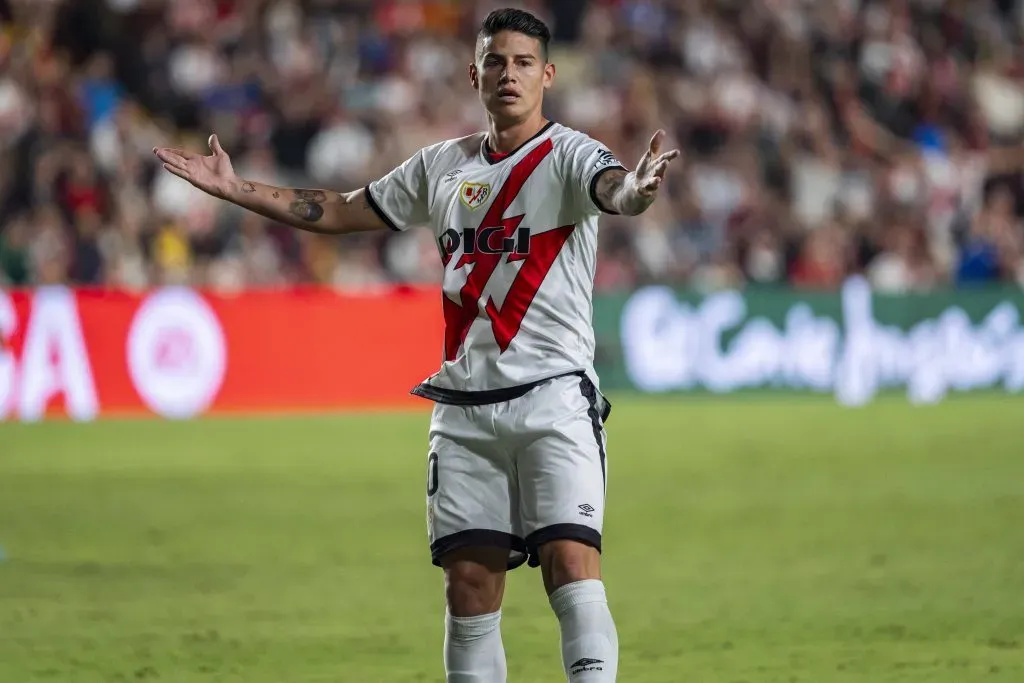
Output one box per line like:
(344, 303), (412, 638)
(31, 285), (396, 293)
(543, 62), (555, 90)
(469, 63), (479, 91)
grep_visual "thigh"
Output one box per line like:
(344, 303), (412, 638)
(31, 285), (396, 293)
(427, 403), (528, 570)
(514, 374), (608, 567)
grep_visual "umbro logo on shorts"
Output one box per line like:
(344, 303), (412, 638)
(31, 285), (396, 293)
(577, 503), (595, 517)
(570, 658), (604, 675)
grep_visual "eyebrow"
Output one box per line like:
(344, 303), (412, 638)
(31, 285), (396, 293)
(482, 52), (538, 60)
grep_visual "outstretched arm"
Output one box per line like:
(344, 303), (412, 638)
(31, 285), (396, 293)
(593, 130), (681, 216)
(222, 181), (381, 235)
(154, 135), (388, 235)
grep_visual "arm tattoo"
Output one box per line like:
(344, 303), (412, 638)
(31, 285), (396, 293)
(290, 201), (325, 222)
(272, 191), (280, 199)
(289, 188), (328, 222)
(595, 169), (654, 216)
(594, 170), (627, 214)
(294, 189), (327, 202)
(241, 182), (256, 193)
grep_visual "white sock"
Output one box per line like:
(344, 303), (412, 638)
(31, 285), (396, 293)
(443, 609), (507, 683)
(549, 580), (619, 682)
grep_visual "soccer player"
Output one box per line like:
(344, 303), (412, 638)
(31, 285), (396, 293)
(154, 8), (678, 681)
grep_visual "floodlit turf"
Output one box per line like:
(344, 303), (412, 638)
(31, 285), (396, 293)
(1, 395), (1022, 683)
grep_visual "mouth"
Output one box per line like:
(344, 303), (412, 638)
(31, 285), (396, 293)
(496, 89), (521, 103)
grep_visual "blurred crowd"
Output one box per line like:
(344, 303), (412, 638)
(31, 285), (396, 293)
(5, 0), (1024, 294)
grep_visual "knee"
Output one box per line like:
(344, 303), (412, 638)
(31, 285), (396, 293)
(539, 540), (601, 594)
(442, 549), (507, 617)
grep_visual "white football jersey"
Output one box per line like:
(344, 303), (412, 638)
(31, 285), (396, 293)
(366, 122), (625, 404)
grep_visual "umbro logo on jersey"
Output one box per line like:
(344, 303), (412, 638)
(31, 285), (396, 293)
(578, 503), (595, 517)
(459, 181), (491, 210)
(570, 658), (604, 675)
(444, 169), (463, 183)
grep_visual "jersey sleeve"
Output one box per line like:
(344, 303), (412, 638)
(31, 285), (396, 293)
(365, 150), (430, 231)
(562, 134), (628, 216)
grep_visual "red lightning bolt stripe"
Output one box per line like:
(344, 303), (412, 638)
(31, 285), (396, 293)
(486, 223), (576, 352)
(442, 138), (555, 361)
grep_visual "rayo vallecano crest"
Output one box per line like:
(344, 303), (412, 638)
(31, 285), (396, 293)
(459, 181), (491, 210)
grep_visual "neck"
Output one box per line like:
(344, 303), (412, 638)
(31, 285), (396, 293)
(486, 114), (549, 155)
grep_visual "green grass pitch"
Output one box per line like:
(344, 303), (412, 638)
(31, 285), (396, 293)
(1, 395), (1022, 682)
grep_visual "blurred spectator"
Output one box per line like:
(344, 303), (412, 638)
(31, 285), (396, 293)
(3, 0), (1024, 293)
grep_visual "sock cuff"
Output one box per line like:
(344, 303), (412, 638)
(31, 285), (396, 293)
(445, 610), (502, 639)
(549, 579), (607, 616)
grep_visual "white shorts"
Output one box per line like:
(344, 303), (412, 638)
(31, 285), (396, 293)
(425, 372), (611, 569)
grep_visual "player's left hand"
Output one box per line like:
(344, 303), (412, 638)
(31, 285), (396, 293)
(633, 130), (681, 197)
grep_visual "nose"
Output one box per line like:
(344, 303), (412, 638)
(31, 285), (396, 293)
(499, 63), (517, 84)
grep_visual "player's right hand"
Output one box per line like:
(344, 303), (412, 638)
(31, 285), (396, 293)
(153, 134), (238, 200)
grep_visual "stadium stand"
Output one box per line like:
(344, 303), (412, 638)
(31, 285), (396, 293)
(3, 0), (1024, 293)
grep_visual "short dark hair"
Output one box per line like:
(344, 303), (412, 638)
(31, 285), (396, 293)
(477, 8), (551, 62)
